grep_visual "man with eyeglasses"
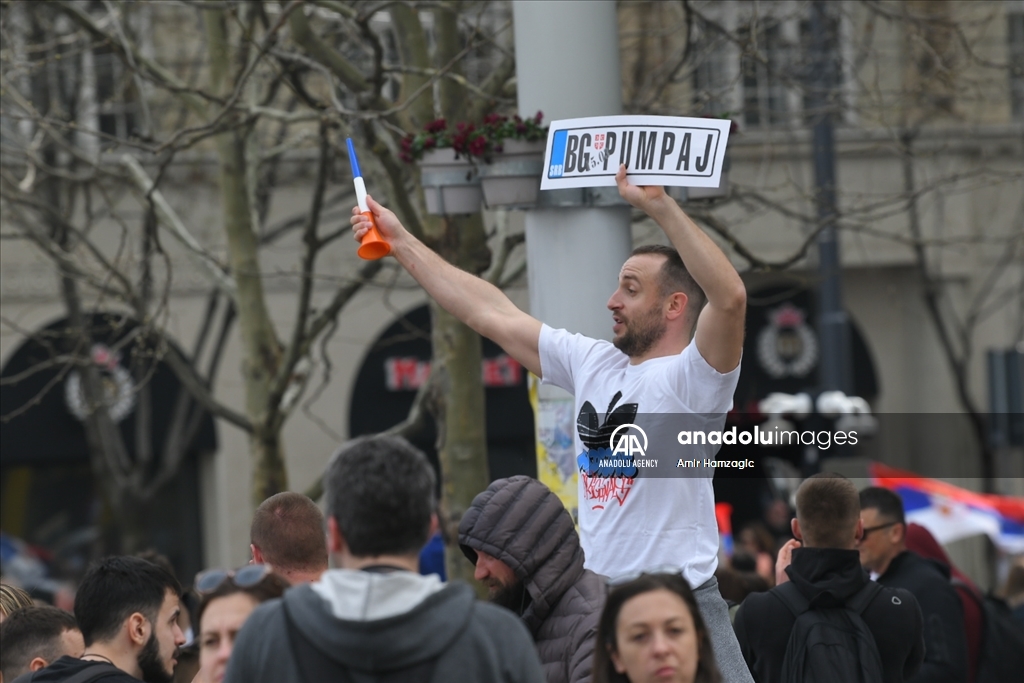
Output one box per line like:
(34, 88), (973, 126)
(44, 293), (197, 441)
(859, 487), (969, 683)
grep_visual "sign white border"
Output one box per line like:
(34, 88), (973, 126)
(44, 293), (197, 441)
(539, 115), (732, 190)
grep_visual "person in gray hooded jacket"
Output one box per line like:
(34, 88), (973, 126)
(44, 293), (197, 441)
(224, 436), (545, 683)
(459, 475), (607, 683)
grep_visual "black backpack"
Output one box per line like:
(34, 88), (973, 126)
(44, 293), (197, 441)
(773, 579), (885, 683)
(950, 578), (1024, 683)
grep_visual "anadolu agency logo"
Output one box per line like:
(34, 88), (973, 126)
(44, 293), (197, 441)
(577, 423), (660, 478)
(610, 423), (648, 457)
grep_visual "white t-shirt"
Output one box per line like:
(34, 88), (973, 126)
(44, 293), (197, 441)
(538, 324), (740, 588)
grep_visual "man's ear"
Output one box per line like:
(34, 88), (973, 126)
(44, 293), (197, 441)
(127, 612), (149, 648)
(250, 544), (264, 565)
(327, 516), (346, 554)
(854, 517), (864, 544)
(665, 292), (689, 321)
(30, 656), (49, 671)
(791, 517), (803, 541)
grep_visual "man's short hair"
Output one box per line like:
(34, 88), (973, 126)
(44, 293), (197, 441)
(795, 473), (861, 548)
(859, 486), (906, 525)
(74, 556), (181, 647)
(324, 435), (436, 557)
(0, 605), (79, 680)
(251, 492), (329, 572)
(631, 244), (707, 328)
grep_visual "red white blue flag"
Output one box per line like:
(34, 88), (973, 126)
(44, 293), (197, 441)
(869, 462), (1024, 554)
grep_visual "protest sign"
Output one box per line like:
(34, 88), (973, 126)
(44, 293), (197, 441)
(540, 115), (732, 190)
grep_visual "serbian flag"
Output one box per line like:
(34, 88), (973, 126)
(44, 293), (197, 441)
(870, 462), (1024, 554)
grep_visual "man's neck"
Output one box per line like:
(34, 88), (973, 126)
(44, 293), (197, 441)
(338, 553), (419, 573)
(627, 337), (690, 365)
(277, 566), (327, 585)
(81, 641), (140, 678)
(875, 547), (905, 578)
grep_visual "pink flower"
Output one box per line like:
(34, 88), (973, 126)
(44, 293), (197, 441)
(425, 118), (447, 133)
(468, 134), (487, 156)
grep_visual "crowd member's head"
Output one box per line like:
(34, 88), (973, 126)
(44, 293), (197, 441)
(608, 245), (707, 358)
(193, 566), (288, 683)
(250, 492), (328, 584)
(0, 605), (83, 680)
(713, 567), (768, 605)
(0, 583), (33, 622)
(594, 573), (722, 683)
(74, 556), (186, 683)
(324, 435), (437, 570)
(792, 473), (863, 549)
(857, 487), (907, 576)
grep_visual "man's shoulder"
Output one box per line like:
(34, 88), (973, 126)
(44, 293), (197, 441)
(28, 658), (140, 683)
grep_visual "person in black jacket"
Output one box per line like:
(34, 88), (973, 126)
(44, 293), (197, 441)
(459, 476), (606, 683)
(733, 474), (924, 683)
(859, 487), (970, 683)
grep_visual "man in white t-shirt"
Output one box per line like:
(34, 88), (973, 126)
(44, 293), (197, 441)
(352, 165), (752, 683)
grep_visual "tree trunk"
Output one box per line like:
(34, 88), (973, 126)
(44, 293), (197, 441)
(204, 9), (287, 505)
(426, 214), (492, 585)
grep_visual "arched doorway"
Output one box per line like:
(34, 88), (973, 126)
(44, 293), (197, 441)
(0, 312), (216, 585)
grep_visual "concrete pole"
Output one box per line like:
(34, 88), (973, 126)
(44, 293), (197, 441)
(513, 1), (632, 510)
(513, 0), (632, 339)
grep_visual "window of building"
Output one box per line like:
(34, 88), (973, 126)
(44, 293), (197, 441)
(92, 46), (138, 140)
(691, 19), (731, 117)
(1010, 12), (1024, 120)
(739, 21), (793, 128)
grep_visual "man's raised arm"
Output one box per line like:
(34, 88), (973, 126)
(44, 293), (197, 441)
(352, 196), (543, 377)
(615, 166), (746, 373)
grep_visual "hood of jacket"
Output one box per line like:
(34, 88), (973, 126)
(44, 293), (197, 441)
(284, 569), (473, 672)
(458, 475), (586, 634)
(785, 547), (872, 607)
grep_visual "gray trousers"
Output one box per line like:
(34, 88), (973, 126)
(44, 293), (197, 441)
(694, 576), (755, 683)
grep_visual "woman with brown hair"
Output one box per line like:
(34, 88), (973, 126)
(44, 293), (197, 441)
(594, 573), (723, 683)
(192, 565), (289, 683)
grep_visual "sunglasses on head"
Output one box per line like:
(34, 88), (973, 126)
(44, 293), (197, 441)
(607, 564), (684, 588)
(194, 564), (273, 595)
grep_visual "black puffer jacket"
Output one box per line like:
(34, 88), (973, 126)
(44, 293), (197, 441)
(459, 476), (606, 683)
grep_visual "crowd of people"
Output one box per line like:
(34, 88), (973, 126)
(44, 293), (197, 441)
(3, 464), (1023, 683)
(3, 169), (1024, 683)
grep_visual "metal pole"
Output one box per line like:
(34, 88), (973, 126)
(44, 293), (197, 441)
(809, 0), (851, 395)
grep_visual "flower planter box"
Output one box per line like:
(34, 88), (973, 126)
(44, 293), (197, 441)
(418, 149), (482, 215)
(478, 139), (546, 209)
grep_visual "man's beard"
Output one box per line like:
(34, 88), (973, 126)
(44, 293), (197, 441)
(137, 631), (175, 683)
(490, 580), (531, 616)
(613, 305), (667, 358)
